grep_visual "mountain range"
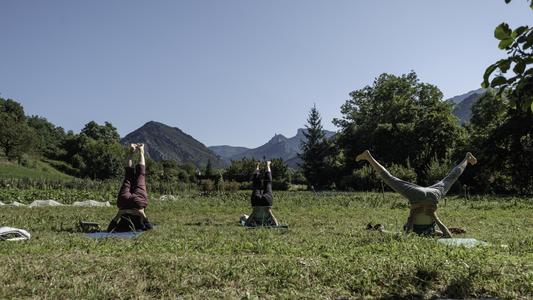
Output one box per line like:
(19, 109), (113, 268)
(120, 89), (486, 168)
(209, 129), (336, 167)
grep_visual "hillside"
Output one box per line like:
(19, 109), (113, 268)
(448, 88), (487, 124)
(121, 121), (224, 167)
(0, 158), (74, 180)
(447, 88), (486, 105)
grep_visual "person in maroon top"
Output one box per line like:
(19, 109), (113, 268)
(107, 143), (153, 232)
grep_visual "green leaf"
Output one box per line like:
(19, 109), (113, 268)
(498, 38), (514, 49)
(530, 99), (533, 112)
(494, 23), (512, 40)
(499, 59), (512, 73)
(513, 26), (529, 38)
(482, 63), (498, 87)
(513, 61), (526, 74)
(490, 76), (507, 87)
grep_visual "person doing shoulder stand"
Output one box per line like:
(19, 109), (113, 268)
(107, 143), (154, 232)
(357, 150), (477, 238)
(242, 161), (280, 227)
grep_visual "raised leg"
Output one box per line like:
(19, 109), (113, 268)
(429, 152), (477, 196)
(356, 150), (426, 201)
(262, 161), (273, 198)
(250, 162), (262, 206)
(117, 145), (136, 208)
(130, 144), (148, 209)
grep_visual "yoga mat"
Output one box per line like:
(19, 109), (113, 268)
(437, 238), (488, 248)
(244, 224), (289, 229)
(86, 231), (145, 239)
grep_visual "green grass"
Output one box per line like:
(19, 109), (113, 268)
(0, 191), (532, 299)
(0, 158), (73, 180)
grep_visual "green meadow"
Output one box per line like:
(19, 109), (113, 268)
(1, 191), (531, 299)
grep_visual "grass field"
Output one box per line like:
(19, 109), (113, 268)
(0, 158), (73, 180)
(0, 191), (532, 299)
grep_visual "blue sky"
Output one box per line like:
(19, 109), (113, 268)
(1, 1), (531, 147)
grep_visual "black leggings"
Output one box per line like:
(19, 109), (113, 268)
(250, 171), (273, 206)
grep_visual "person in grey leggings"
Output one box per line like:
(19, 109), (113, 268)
(356, 150), (477, 238)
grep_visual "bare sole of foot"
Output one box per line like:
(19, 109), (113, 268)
(466, 152), (477, 165)
(356, 150), (370, 162)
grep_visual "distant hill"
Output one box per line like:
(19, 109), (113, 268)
(210, 128), (336, 168)
(447, 88), (486, 105)
(121, 121), (224, 167)
(207, 145), (250, 160)
(448, 88), (487, 124)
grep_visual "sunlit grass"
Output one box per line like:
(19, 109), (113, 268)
(0, 191), (532, 299)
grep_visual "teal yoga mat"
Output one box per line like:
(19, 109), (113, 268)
(438, 238), (488, 248)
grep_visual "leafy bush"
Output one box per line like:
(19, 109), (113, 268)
(388, 163), (417, 185)
(221, 181), (240, 192)
(272, 180), (290, 191)
(347, 165), (381, 191)
(339, 163), (417, 192)
(199, 179), (215, 195)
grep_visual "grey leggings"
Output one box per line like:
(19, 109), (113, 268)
(377, 160), (467, 204)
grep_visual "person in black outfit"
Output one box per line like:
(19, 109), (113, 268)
(244, 161), (279, 226)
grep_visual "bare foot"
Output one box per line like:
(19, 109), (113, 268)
(128, 144), (137, 153)
(466, 152), (477, 165)
(137, 143), (145, 155)
(356, 150), (370, 162)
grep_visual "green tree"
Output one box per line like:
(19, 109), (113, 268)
(81, 121), (120, 142)
(204, 159), (214, 178)
(466, 91), (533, 194)
(0, 98), (37, 160)
(27, 115), (67, 159)
(224, 158), (259, 182)
(482, 0), (533, 112)
(60, 121), (124, 179)
(0, 98), (25, 121)
(333, 72), (466, 181)
(299, 105), (332, 189)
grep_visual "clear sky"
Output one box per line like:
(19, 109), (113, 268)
(1, 1), (531, 148)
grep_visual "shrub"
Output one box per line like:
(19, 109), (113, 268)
(339, 162), (417, 191)
(388, 163), (417, 185)
(199, 179), (215, 194)
(272, 180), (290, 191)
(350, 165), (381, 191)
(221, 181), (240, 192)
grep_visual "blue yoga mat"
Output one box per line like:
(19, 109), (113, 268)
(86, 231), (145, 239)
(437, 238), (488, 248)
